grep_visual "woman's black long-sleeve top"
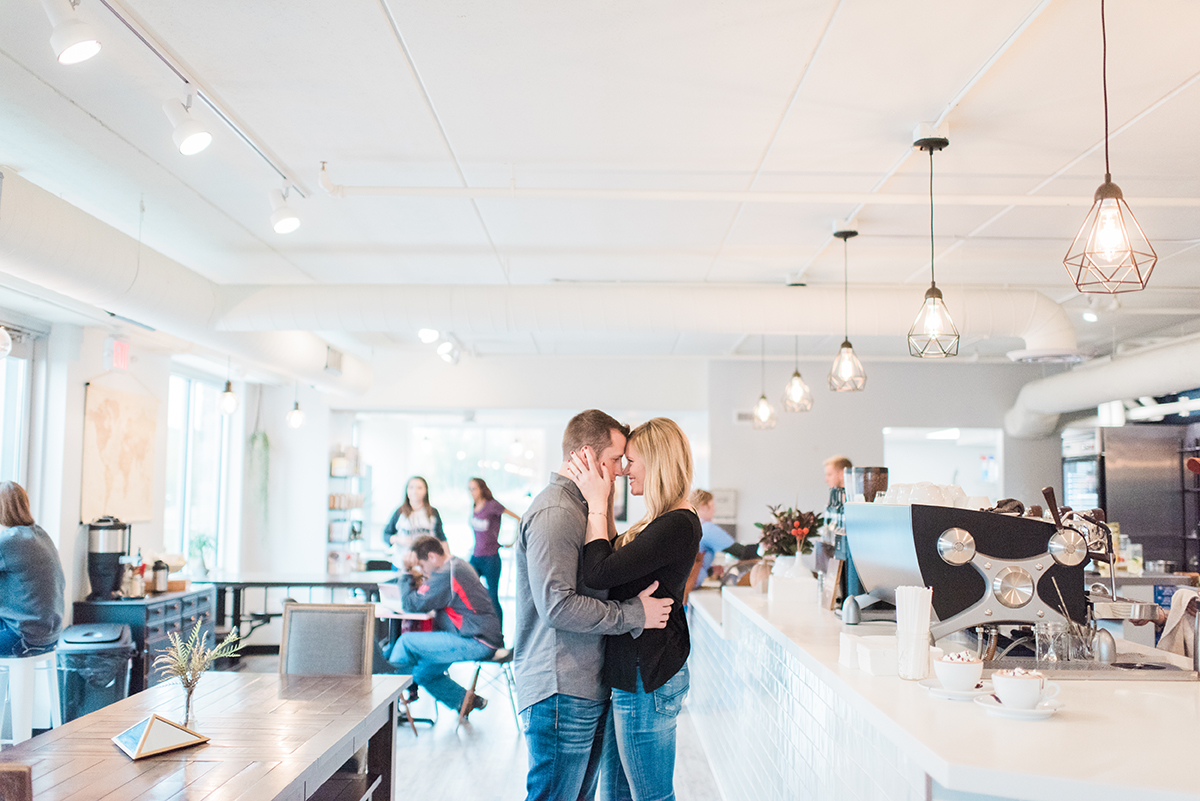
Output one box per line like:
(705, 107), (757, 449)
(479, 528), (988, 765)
(581, 508), (702, 694)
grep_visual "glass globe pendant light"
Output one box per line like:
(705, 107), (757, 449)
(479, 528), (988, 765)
(1062, 0), (1156, 294)
(829, 227), (867, 390)
(219, 357), (239, 416)
(751, 336), (777, 430)
(285, 382), (306, 429)
(907, 137), (959, 358)
(782, 335), (813, 412)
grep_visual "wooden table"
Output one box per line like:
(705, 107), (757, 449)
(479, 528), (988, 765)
(199, 572), (398, 649)
(0, 672), (409, 801)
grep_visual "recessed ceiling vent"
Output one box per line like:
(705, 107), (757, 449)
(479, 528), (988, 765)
(324, 346), (344, 376)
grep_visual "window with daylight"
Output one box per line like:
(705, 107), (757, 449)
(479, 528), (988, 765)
(0, 349), (32, 484)
(164, 374), (230, 561)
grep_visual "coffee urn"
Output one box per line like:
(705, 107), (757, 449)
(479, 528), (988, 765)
(86, 516), (130, 601)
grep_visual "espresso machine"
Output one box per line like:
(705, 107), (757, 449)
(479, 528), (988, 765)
(86, 516), (130, 600)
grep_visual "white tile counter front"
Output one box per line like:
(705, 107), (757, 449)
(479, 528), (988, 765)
(687, 581), (1200, 801)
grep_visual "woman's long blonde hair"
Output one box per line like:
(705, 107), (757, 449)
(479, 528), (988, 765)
(617, 418), (693, 548)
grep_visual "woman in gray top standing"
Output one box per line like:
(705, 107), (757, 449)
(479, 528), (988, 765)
(0, 481), (65, 656)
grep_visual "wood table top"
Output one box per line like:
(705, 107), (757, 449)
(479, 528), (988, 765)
(0, 672), (409, 801)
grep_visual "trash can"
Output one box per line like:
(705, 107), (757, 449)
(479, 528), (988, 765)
(57, 623), (134, 722)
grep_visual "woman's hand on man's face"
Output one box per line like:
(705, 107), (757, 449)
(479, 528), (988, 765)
(567, 446), (611, 509)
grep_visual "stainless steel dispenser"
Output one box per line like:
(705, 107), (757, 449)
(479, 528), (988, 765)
(86, 516), (130, 601)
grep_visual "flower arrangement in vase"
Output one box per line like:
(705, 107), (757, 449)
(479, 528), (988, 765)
(756, 505), (825, 557)
(153, 619), (241, 728)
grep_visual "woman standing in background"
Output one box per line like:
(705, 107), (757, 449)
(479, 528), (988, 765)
(468, 477), (520, 633)
(385, 476), (445, 567)
(0, 481), (65, 657)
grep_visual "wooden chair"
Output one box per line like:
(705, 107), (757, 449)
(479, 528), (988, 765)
(279, 603), (419, 736)
(0, 764), (32, 801)
(456, 647), (519, 733)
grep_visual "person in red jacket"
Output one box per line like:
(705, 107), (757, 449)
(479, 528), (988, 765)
(386, 535), (502, 716)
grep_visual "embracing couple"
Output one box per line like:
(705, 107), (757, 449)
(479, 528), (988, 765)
(514, 409), (702, 801)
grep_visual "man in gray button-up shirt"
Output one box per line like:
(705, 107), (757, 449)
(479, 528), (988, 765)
(515, 410), (673, 801)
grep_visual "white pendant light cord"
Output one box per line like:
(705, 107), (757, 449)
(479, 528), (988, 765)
(842, 238), (850, 340)
(928, 147), (936, 288)
(794, 334), (800, 372)
(1101, 0), (1110, 181)
(760, 336), (766, 394)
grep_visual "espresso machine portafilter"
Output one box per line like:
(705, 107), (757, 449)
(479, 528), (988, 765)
(86, 516), (130, 601)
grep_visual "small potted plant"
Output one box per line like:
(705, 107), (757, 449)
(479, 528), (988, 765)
(187, 533), (214, 578)
(756, 505), (824, 576)
(153, 620), (241, 728)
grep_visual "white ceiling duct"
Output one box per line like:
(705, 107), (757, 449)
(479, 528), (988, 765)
(216, 283), (1077, 359)
(1005, 335), (1200, 439)
(0, 167), (370, 395)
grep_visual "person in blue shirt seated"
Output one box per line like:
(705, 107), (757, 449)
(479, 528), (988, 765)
(690, 489), (759, 589)
(0, 481), (65, 657)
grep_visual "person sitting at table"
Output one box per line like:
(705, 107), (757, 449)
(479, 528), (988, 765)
(0, 480), (65, 656)
(690, 489), (759, 589)
(386, 535), (502, 717)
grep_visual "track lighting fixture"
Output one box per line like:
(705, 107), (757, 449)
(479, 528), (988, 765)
(0, 328), (12, 360)
(437, 337), (462, 365)
(1062, 0), (1156, 293)
(269, 188), (300, 234)
(42, 0), (101, 65)
(418, 328), (441, 344)
(829, 225), (867, 391)
(908, 126), (959, 359)
(162, 97), (211, 155)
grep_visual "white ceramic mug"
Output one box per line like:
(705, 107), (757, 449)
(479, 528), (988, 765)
(992, 673), (1060, 710)
(933, 656), (983, 691)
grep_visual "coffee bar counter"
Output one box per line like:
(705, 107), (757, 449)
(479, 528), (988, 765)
(686, 579), (1200, 801)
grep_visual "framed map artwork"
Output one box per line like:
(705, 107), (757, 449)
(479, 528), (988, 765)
(81, 382), (159, 523)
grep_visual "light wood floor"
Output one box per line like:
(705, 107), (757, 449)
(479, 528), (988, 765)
(241, 596), (722, 801)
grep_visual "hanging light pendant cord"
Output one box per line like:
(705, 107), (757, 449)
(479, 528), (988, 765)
(928, 147), (936, 287)
(760, 336), (766, 393)
(794, 335), (800, 371)
(842, 238), (850, 339)
(1101, 0), (1110, 180)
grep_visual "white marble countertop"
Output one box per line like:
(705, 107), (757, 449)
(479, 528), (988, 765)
(690, 580), (1200, 801)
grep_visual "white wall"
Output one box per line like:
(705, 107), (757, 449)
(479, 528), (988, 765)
(35, 324), (172, 608)
(707, 359), (1063, 540)
(237, 383), (330, 575)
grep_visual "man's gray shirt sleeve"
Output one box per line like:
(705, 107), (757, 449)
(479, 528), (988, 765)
(525, 505), (645, 637)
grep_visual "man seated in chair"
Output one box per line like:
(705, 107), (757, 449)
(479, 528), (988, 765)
(386, 535), (502, 717)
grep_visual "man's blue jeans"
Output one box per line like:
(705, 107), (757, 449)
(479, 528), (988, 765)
(520, 693), (608, 801)
(601, 664), (690, 801)
(386, 631), (495, 710)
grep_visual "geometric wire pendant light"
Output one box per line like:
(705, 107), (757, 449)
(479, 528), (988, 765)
(1062, 0), (1156, 294)
(751, 336), (777, 429)
(907, 135), (960, 358)
(828, 227), (867, 391)
(783, 335), (814, 411)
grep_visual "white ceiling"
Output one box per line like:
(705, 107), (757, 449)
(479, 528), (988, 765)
(0, 0), (1198, 361)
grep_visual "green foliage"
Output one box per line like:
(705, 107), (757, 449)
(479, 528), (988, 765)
(153, 620), (241, 693)
(757, 505), (824, 557)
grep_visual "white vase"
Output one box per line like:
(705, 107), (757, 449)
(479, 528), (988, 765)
(772, 555), (796, 576)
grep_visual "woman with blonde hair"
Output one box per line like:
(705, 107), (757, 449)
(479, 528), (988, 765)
(567, 417), (701, 801)
(0, 481), (65, 657)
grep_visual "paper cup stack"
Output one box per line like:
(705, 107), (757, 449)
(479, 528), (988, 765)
(896, 586), (933, 680)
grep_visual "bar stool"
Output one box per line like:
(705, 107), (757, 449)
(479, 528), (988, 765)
(0, 651), (62, 746)
(457, 648), (519, 732)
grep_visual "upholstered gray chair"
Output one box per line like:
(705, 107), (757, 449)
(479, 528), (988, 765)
(279, 603), (374, 677)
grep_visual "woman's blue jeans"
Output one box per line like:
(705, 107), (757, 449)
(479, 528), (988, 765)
(601, 664), (690, 801)
(469, 554), (504, 632)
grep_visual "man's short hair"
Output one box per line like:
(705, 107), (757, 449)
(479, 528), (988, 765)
(411, 535), (446, 562)
(823, 455), (853, 472)
(690, 489), (714, 507)
(562, 409), (630, 461)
